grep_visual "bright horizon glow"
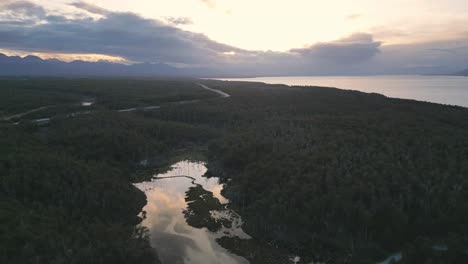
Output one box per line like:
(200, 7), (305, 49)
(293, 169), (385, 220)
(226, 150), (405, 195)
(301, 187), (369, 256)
(0, 49), (126, 63)
(27, 0), (468, 51)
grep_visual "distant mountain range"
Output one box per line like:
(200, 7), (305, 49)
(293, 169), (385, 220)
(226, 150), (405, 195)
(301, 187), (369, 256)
(456, 68), (468, 76)
(2, 53), (468, 77)
(0, 53), (189, 77)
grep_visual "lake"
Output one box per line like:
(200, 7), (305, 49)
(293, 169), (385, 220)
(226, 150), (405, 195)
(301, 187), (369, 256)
(219, 75), (468, 108)
(134, 161), (249, 264)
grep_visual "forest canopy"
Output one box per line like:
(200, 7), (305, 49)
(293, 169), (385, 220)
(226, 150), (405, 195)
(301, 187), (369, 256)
(1, 78), (467, 264)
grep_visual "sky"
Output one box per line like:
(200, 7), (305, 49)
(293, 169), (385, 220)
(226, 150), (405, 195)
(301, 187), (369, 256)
(1, 0), (468, 75)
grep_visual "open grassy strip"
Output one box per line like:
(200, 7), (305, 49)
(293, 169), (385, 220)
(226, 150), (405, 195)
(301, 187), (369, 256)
(0, 78), (217, 121)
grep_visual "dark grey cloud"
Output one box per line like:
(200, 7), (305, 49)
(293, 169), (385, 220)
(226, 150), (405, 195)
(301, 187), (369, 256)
(1, 1), (47, 17)
(0, 0), (47, 24)
(0, 2), (241, 65)
(366, 38), (468, 74)
(290, 33), (381, 64)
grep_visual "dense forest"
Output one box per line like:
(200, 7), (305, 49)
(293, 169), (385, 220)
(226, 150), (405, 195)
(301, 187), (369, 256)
(152, 80), (468, 263)
(1, 78), (468, 264)
(0, 79), (216, 264)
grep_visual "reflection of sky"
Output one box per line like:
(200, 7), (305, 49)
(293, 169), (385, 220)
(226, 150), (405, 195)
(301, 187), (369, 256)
(134, 161), (247, 264)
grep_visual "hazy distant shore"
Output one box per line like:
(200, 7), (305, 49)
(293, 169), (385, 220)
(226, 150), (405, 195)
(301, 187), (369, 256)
(216, 75), (468, 108)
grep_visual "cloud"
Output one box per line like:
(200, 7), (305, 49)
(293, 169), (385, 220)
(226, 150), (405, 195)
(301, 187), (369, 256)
(200, 0), (216, 8)
(0, 1), (467, 76)
(368, 38), (468, 74)
(370, 18), (468, 46)
(165, 16), (193, 25)
(0, 2), (240, 65)
(347, 14), (361, 20)
(0, 0), (47, 24)
(70, 1), (110, 16)
(290, 33), (382, 64)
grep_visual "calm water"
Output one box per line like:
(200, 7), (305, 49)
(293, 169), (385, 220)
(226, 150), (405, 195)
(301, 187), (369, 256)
(134, 161), (250, 264)
(219, 75), (468, 108)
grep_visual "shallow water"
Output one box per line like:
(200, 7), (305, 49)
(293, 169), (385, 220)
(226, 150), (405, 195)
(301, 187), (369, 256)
(134, 161), (250, 264)
(219, 75), (468, 108)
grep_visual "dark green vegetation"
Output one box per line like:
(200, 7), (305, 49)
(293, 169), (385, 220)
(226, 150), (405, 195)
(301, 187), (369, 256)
(0, 78), (216, 121)
(0, 79), (216, 264)
(153, 80), (468, 263)
(1, 78), (468, 264)
(216, 236), (299, 264)
(183, 184), (227, 232)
